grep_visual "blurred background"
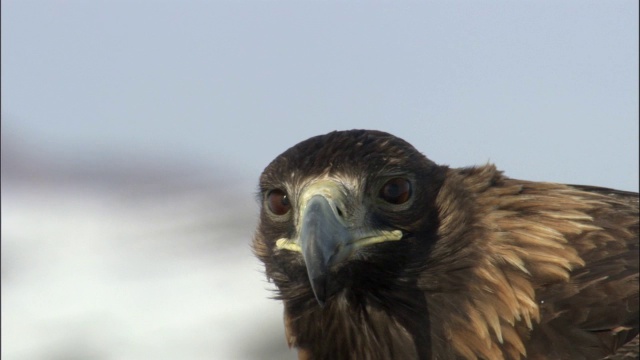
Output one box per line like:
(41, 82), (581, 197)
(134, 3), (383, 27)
(1, 1), (638, 359)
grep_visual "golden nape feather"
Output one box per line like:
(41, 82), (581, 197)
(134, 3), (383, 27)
(253, 130), (638, 360)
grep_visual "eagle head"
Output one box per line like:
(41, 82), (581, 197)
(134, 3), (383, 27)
(253, 129), (446, 306)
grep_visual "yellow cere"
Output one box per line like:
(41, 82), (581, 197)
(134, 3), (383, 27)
(275, 238), (302, 252)
(275, 230), (403, 252)
(352, 230), (404, 247)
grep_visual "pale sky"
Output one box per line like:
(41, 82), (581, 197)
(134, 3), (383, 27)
(2, 1), (638, 190)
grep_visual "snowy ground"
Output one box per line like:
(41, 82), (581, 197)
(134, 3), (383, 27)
(1, 154), (297, 359)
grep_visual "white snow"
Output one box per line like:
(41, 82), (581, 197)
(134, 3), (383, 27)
(1, 182), (296, 359)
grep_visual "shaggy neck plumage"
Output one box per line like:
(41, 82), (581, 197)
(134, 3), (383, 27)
(283, 283), (430, 360)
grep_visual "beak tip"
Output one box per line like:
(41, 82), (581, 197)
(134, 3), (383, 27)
(310, 276), (328, 307)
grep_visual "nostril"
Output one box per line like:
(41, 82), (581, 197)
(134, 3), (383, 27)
(336, 207), (344, 218)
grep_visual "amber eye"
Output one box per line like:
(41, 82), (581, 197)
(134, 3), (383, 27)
(379, 178), (412, 204)
(267, 189), (291, 215)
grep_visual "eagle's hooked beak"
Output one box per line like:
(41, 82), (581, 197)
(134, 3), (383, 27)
(275, 180), (403, 307)
(299, 194), (351, 307)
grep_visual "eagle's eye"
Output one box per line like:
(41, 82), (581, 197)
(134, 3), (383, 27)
(379, 178), (412, 204)
(267, 189), (291, 215)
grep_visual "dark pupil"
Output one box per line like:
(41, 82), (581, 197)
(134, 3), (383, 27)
(385, 183), (402, 198)
(268, 190), (291, 215)
(380, 178), (411, 204)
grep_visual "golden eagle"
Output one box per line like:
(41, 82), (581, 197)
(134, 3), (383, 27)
(253, 130), (638, 359)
